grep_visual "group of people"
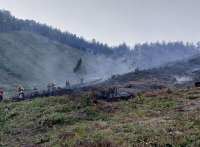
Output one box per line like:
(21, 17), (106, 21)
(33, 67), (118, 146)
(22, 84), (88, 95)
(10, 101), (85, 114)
(47, 80), (56, 92)
(16, 80), (56, 98)
(0, 75), (85, 101)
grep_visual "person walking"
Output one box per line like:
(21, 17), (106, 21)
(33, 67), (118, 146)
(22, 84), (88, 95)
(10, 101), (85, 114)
(18, 84), (24, 98)
(66, 78), (70, 89)
(47, 82), (51, 92)
(33, 84), (38, 96)
(80, 75), (84, 84)
(52, 80), (56, 91)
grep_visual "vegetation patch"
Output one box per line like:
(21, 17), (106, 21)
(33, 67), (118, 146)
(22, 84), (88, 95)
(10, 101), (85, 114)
(0, 87), (200, 146)
(42, 114), (78, 127)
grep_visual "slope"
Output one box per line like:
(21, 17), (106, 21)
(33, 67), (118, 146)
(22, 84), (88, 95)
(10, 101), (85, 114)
(78, 53), (200, 98)
(0, 31), (113, 97)
(0, 87), (199, 146)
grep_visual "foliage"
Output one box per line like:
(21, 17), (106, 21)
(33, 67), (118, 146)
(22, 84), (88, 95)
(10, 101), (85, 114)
(73, 58), (86, 83)
(1, 9), (200, 59)
(166, 88), (172, 94)
(0, 10), (113, 56)
(0, 87), (200, 146)
(185, 94), (200, 99)
(73, 58), (85, 74)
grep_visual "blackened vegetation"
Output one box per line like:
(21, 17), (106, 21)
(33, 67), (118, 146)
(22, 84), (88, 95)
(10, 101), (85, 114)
(98, 86), (134, 102)
(10, 84), (135, 102)
(11, 88), (73, 102)
(79, 85), (135, 102)
(195, 82), (200, 87)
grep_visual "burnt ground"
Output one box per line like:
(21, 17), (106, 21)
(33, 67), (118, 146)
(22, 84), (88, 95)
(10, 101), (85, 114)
(79, 55), (200, 97)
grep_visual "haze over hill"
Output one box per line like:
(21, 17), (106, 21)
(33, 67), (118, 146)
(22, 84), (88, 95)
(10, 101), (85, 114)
(1, 30), (200, 97)
(0, 31), (136, 96)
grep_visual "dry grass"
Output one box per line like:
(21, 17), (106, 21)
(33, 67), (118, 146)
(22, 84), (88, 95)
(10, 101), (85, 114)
(0, 86), (200, 147)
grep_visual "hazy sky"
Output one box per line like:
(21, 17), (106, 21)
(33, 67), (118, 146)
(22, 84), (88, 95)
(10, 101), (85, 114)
(1, 0), (200, 47)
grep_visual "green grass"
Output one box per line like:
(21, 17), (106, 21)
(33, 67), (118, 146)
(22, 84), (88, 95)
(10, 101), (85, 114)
(0, 87), (200, 146)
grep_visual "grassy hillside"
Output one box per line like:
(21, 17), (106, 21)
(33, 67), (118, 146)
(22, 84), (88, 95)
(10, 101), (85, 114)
(0, 87), (199, 146)
(0, 31), (116, 98)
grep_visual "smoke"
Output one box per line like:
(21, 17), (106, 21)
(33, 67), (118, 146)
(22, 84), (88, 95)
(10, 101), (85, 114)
(30, 45), (200, 91)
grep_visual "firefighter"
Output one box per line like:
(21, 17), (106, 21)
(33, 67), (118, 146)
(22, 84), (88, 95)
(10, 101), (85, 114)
(0, 88), (4, 101)
(66, 78), (69, 86)
(18, 84), (24, 98)
(80, 75), (84, 84)
(66, 78), (70, 89)
(33, 84), (38, 95)
(47, 82), (51, 92)
(52, 80), (56, 91)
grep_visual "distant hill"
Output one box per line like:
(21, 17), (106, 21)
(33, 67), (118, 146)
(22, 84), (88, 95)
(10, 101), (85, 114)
(1, 9), (200, 61)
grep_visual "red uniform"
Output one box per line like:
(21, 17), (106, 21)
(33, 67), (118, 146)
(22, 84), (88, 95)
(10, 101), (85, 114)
(0, 89), (3, 96)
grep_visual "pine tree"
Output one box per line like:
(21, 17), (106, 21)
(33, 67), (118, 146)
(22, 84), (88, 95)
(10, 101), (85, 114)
(73, 58), (86, 83)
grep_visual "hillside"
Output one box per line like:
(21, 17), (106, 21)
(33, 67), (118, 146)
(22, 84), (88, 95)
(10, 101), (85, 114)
(0, 31), (128, 98)
(1, 29), (200, 100)
(0, 29), (200, 147)
(0, 86), (199, 146)
(0, 31), (87, 94)
(77, 54), (200, 99)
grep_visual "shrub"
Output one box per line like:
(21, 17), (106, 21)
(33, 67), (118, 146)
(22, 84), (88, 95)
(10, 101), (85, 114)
(186, 95), (199, 99)
(58, 103), (76, 112)
(43, 114), (78, 127)
(83, 106), (99, 118)
(166, 88), (172, 94)
(96, 112), (110, 121)
(2, 127), (20, 135)
(35, 135), (50, 144)
(165, 102), (174, 108)
(33, 98), (43, 107)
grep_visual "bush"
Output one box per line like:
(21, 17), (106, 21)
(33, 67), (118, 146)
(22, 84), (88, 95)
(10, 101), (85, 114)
(96, 112), (110, 121)
(186, 95), (199, 99)
(166, 88), (172, 94)
(43, 114), (78, 127)
(58, 103), (76, 112)
(83, 106), (98, 117)
(35, 135), (50, 144)
(33, 98), (43, 107)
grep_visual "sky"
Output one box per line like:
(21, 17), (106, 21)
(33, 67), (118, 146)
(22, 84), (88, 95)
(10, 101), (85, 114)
(1, 0), (200, 47)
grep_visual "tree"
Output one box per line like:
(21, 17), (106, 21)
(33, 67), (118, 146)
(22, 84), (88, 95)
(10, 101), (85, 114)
(73, 58), (86, 83)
